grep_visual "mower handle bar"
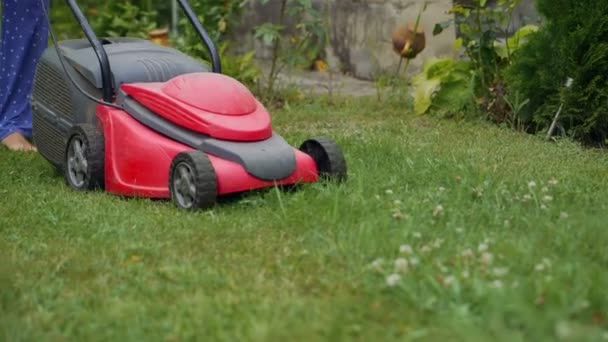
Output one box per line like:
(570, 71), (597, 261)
(64, 0), (222, 103)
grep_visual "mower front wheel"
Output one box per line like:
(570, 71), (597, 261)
(169, 151), (218, 210)
(299, 137), (347, 182)
(64, 124), (105, 191)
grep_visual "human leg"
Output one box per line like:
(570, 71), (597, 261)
(0, 0), (49, 151)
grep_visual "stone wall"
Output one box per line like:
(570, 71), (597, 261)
(232, 0), (539, 80)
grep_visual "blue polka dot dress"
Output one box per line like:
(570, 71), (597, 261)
(0, 0), (50, 140)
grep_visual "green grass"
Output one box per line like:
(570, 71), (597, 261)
(1, 96), (608, 341)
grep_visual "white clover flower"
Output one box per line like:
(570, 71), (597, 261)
(472, 187), (484, 198)
(528, 181), (537, 188)
(480, 252), (493, 265)
(461, 270), (470, 278)
(432, 239), (444, 249)
(523, 194), (532, 201)
(393, 199), (402, 206)
(433, 204), (444, 217)
(399, 244), (413, 255)
(409, 257), (420, 266)
(543, 195), (554, 202)
(386, 273), (401, 287)
(443, 275), (456, 287)
(535, 263), (545, 272)
(370, 258), (384, 271)
(555, 321), (572, 340)
(540, 204), (548, 210)
(492, 267), (509, 277)
(560, 212), (569, 220)
(438, 186), (446, 192)
(394, 258), (409, 273)
(420, 245), (432, 254)
(455, 227), (464, 234)
(461, 249), (474, 258)
(548, 178), (559, 185)
(385, 189), (394, 195)
(491, 280), (503, 289)
(478, 243), (488, 253)
(541, 187), (549, 193)
(413, 232), (422, 239)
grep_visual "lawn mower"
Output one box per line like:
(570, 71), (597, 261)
(31, 0), (347, 210)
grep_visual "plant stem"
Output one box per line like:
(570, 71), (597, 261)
(398, 2), (425, 81)
(476, 3), (487, 92)
(267, 0), (288, 97)
(326, 1), (334, 105)
(546, 104), (563, 140)
(396, 57), (403, 75)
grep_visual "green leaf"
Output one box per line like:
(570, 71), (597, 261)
(453, 37), (463, 51)
(431, 78), (474, 113)
(413, 78), (442, 115)
(433, 20), (453, 36)
(495, 24), (539, 58)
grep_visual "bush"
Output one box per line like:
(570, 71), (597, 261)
(46, 0), (260, 86)
(171, 0), (261, 85)
(415, 0), (537, 122)
(505, 0), (608, 145)
(92, 2), (158, 39)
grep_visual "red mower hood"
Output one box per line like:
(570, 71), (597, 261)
(162, 73), (257, 115)
(121, 72), (272, 141)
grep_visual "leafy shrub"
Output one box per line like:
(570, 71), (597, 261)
(47, 0), (154, 39)
(414, 0), (537, 121)
(253, 0), (326, 97)
(412, 57), (475, 117)
(170, 0), (261, 85)
(171, 0), (244, 48)
(91, 2), (158, 39)
(504, 0), (608, 145)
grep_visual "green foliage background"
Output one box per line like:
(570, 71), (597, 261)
(28, 0), (259, 85)
(505, 0), (608, 145)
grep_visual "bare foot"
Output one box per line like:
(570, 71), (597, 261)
(1, 132), (37, 152)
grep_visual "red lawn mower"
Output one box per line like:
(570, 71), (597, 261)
(32, 0), (347, 210)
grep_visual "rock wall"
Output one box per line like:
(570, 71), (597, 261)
(232, 0), (539, 80)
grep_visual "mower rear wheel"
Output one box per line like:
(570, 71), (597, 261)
(299, 137), (347, 182)
(169, 151), (218, 210)
(64, 124), (105, 191)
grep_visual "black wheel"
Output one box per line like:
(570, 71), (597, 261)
(299, 136), (347, 182)
(64, 124), (105, 191)
(169, 151), (218, 210)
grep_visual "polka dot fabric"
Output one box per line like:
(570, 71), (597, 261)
(0, 0), (50, 140)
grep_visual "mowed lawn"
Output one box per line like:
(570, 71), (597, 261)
(1, 96), (608, 341)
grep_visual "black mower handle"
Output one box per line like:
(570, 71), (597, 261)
(64, 0), (222, 102)
(65, 0), (113, 102)
(176, 0), (222, 74)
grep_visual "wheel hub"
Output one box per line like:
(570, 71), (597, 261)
(173, 163), (197, 208)
(67, 138), (88, 188)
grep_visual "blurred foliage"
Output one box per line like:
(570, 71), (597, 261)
(504, 0), (608, 145)
(169, 0), (260, 85)
(40, 0), (260, 86)
(414, 0), (536, 123)
(91, 2), (158, 39)
(253, 0), (326, 98)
